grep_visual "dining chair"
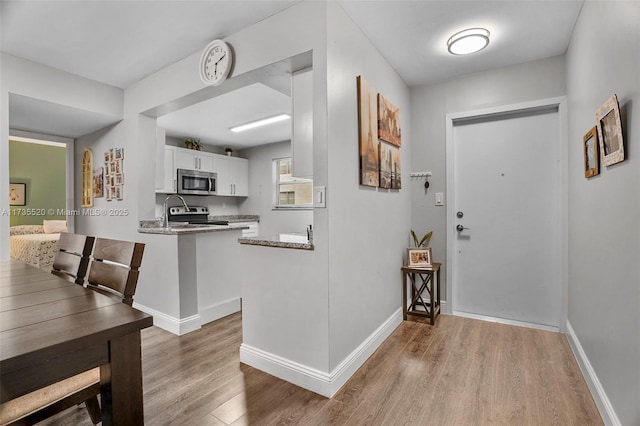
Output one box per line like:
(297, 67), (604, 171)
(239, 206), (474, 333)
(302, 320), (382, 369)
(51, 232), (95, 285)
(85, 237), (145, 306)
(0, 237), (145, 426)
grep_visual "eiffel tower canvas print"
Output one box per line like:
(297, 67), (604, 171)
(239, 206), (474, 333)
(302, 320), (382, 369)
(357, 76), (379, 187)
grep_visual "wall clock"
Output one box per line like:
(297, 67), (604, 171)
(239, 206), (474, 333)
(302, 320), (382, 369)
(199, 39), (233, 86)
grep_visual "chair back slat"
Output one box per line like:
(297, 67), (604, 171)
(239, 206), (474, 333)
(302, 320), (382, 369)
(87, 238), (145, 306)
(51, 233), (95, 285)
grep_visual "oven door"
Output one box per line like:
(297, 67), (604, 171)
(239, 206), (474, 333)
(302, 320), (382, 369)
(177, 169), (216, 195)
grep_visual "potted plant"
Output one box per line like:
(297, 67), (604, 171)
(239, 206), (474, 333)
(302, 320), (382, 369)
(184, 138), (202, 150)
(225, 147), (233, 156)
(410, 229), (432, 248)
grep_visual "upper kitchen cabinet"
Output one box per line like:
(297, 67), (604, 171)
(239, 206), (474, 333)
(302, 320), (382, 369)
(176, 148), (215, 173)
(157, 145), (177, 193)
(291, 68), (313, 179)
(214, 154), (248, 197)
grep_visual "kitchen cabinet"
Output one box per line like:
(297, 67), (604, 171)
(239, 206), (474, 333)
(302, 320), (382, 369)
(156, 145), (177, 193)
(176, 148), (215, 172)
(291, 68), (313, 179)
(214, 155), (248, 196)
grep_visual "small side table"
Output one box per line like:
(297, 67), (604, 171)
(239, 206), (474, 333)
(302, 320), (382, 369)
(401, 262), (441, 325)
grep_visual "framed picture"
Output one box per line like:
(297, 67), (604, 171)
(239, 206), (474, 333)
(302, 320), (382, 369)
(390, 146), (401, 189)
(378, 94), (401, 147)
(357, 76), (379, 187)
(93, 168), (104, 198)
(9, 183), (26, 206)
(379, 143), (393, 189)
(407, 247), (432, 268)
(596, 94), (624, 166)
(583, 126), (599, 178)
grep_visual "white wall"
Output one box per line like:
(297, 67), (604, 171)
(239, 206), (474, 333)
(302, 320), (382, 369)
(409, 55), (567, 301)
(0, 53), (123, 260)
(565, 2), (640, 424)
(238, 140), (313, 235)
(325, 2), (412, 370)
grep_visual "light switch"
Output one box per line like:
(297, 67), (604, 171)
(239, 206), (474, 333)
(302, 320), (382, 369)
(435, 192), (444, 206)
(314, 186), (326, 208)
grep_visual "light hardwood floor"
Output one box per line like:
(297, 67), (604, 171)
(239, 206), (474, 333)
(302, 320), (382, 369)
(42, 313), (602, 425)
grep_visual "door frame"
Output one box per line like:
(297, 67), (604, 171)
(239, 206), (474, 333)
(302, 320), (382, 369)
(445, 97), (568, 332)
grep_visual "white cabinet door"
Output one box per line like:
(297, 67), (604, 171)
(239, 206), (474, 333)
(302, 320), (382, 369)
(175, 148), (215, 172)
(213, 155), (249, 196)
(198, 152), (215, 172)
(232, 157), (249, 196)
(156, 146), (177, 193)
(176, 148), (198, 170)
(214, 154), (233, 195)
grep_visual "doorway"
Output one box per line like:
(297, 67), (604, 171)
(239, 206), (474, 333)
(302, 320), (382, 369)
(445, 98), (567, 330)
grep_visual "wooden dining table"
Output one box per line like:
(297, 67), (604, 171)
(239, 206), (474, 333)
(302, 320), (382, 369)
(0, 259), (153, 425)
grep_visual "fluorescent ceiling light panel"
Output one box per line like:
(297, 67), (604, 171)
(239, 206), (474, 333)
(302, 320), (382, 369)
(230, 114), (291, 132)
(447, 28), (490, 55)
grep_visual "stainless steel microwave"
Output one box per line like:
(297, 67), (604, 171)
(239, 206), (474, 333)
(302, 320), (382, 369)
(177, 168), (217, 196)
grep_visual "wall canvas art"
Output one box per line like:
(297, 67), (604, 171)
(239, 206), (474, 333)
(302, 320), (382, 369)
(378, 94), (401, 147)
(596, 94), (624, 166)
(9, 183), (26, 206)
(379, 143), (393, 189)
(390, 146), (401, 189)
(93, 168), (104, 198)
(583, 126), (599, 178)
(357, 76), (379, 187)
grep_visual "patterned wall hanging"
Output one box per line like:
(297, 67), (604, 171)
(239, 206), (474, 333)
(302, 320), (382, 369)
(104, 148), (124, 201)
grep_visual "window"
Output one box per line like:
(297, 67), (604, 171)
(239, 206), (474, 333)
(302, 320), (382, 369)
(273, 158), (313, 208)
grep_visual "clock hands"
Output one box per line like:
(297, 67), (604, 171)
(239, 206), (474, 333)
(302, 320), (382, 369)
(212, 53), (226, 76)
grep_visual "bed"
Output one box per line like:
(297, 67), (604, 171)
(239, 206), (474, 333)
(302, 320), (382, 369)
(9, 224), (63, 269)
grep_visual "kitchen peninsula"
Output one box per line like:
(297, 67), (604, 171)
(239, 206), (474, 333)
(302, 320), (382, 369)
(136, 215), (257, 335)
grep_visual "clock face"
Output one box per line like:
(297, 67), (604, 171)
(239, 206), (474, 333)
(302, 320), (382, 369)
(199, 40), (232, 86)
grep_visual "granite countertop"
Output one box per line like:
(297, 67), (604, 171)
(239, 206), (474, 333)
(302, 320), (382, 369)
(238, 233), (314, 251)
(209, 215), (259, 223)
(138, 221), (249, 235)
(138, 215), (259, 235)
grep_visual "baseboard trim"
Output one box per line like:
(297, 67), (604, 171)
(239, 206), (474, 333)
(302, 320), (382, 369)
(452, 310), (559, 332)
(199, 297), (241, 326)
(565, 320), (620, 426)
(132, 302), (201, 336)
(240, 308), (403, 398)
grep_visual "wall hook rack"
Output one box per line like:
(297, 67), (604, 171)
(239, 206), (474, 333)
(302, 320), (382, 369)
(410, 172), (432, 189)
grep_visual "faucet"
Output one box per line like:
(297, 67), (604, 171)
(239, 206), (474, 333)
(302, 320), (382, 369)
(163, 194), (189, 228)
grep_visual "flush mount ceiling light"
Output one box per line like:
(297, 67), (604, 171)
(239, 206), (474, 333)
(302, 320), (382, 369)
(447, 28), (490, 55)
(229, 114), (291, 132)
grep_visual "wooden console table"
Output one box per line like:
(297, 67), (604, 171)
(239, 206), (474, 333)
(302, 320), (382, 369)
(401, 262), (441, 325)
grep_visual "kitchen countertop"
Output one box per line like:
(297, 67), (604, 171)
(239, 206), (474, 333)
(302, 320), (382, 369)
(138, 215), (259, 235)
(138, 222), (249, 235)
(238, 233), (314, 251)
(209, 215), (259, 223)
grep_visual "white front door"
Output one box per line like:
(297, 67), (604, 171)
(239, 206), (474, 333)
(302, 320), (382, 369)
(449, 104), (563, 329)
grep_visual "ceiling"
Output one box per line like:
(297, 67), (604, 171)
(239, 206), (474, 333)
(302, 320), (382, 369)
(1, 0), (584, 145)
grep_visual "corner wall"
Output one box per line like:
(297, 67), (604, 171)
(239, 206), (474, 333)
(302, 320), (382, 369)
(326, 2), (411, 372)
(0, 53), (123, 260)
(565, 2), (640, 424)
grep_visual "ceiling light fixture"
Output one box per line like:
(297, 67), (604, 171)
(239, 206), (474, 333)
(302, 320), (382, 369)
(230, 114), (291, 133)
(447, 28), (490, 55)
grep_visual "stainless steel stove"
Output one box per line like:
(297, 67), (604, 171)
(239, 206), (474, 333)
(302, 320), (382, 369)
(167, 206), (228, 225)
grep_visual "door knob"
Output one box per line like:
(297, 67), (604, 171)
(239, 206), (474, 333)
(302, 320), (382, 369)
(456, 224), (470, 232)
